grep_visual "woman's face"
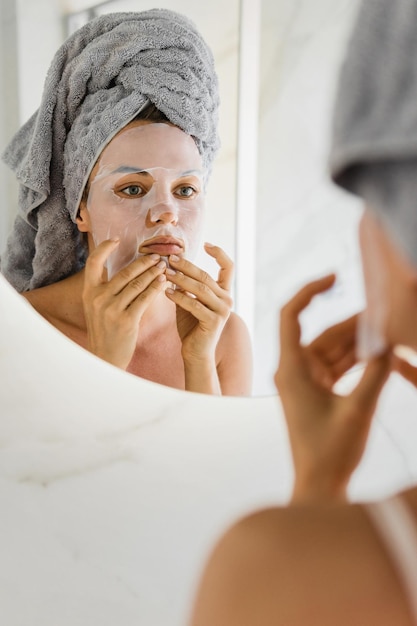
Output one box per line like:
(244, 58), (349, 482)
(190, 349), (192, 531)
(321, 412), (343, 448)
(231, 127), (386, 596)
(78, 121), (205, 278)
(358, 209), (417, 356)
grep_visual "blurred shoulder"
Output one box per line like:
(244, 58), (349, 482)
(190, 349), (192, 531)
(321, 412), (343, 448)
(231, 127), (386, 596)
(192, 503), (412, 626)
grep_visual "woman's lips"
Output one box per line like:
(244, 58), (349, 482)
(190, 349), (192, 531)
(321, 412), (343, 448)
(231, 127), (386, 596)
(140, 237), (184, 256)
(142, 243), (183, 255)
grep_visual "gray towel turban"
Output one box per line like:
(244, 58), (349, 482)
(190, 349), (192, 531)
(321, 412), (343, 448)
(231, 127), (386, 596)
(1, 9), (220, 292)
(329, 0), (417, 267)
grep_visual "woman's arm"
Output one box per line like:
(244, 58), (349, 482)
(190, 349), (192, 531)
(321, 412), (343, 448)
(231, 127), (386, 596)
(178, 311), (252, 396)
(215, 312), (252, 396)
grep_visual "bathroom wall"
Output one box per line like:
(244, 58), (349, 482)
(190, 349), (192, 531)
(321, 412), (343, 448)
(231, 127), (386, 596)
(253, 0), (363, 394)
(0, 0), (19, 251)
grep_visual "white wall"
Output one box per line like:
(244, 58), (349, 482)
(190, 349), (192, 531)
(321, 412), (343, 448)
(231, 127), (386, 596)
(253, 0), (363, 394)
(0, 0), (19, 252)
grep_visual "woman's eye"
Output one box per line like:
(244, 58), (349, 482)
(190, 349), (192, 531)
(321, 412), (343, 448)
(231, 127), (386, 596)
(121, 185), (143, 196)
(177, 186), (196, 198)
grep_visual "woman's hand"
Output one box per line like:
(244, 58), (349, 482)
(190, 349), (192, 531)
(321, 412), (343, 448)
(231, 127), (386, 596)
(393, 354), (417, 387)
(305, 313), (359, 389)
(275, 275), (392, 503)
(82, 239), (167, 369)
(164, 243), (233, 393)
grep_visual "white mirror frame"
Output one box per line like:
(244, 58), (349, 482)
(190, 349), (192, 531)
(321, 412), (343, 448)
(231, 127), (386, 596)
(1, 270), (417, 624)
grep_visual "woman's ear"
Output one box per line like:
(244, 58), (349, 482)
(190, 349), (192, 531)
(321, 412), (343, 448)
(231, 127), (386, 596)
(76, 200), (91, 233)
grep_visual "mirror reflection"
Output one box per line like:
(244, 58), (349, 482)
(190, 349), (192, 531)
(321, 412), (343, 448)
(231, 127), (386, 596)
(0, 1), (253, 396)
(0, 0), (364, 396)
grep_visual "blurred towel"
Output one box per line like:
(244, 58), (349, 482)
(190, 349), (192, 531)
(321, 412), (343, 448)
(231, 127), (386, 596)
(330, 0), (417, 266)
(1, 9), (220, 291)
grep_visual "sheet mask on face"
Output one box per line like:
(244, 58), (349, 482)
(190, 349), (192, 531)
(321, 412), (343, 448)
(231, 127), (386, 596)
(86, 123), (206, 278)
(357, 210), (389, 361)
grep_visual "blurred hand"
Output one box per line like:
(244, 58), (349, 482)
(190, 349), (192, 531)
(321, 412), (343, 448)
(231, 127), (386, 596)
(274, 275), (392, 503)
(305, 313), (359, 389)
(393, 354), (417, 387)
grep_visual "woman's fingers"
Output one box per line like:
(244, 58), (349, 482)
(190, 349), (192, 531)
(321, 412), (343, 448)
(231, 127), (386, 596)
(276, 274), (337, 391)
(165, 287), (216, 326)
(125, 272), (167, 319)
(279, 274), (336, 355)
(346, 352), (392, 430)
(165, 267), (232, 313)
(168, 255), (223, 296)
(115, 260), (167, 310)
(85, 241), (164, 292)
(392, 355), (417, 387)
(163, 249), (233, 364)
(84, 238), (121, 287)
(308, 314), (358, 364)
(168, 249), (233, 295)
(166, 252), (232, 321)
(329, 349), (357, 382)
(109, 254), (165, 294)
(84, 243), (168, 311)
(305, 315), (358, 385)
(203, 243), (234, 291)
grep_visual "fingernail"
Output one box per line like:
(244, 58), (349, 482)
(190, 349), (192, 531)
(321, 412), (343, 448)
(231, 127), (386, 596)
(110, 237), (120, 243)
(166, 287), (175, 295)
(157, 260), (167, 269)
(166, 267), (176, 275)
(157, 274), (166, 282)
(204, 242), (214, 247)
(170, 254), (180, 262)
(150, 253), (160, 261)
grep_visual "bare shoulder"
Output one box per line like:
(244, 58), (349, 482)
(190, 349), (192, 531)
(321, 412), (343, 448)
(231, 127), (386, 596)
(192, 503), (413, 626)
(219, 311), (251, 346)
(22, 282), (64, 321)
(216, 312), (253, 396)
(22, 273), (86, 334)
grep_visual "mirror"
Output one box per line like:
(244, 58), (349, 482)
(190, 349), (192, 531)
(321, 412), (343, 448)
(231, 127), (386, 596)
(0, 0), (380, 395)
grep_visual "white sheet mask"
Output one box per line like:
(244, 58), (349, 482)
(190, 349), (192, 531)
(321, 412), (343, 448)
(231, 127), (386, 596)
(85, 123), (206, 278)
(357, 210), (389, 361)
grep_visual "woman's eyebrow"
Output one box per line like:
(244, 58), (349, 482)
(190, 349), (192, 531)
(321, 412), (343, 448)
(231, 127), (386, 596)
(109, 166), (203, 177)
(111, 165), (148, 174)
(180, 169), (203, 176)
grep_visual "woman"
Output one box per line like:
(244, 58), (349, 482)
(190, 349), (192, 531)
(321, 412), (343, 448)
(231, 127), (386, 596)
(191, 0), (417, 623)
(0, 10), (252, 396)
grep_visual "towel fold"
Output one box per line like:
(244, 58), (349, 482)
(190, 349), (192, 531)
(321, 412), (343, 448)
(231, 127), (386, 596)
(329, 0), (417, 266)
(1, 9), (220, 291)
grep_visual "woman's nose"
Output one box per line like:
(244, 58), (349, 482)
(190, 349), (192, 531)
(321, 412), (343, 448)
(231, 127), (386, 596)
(146, 203), (179, 226)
